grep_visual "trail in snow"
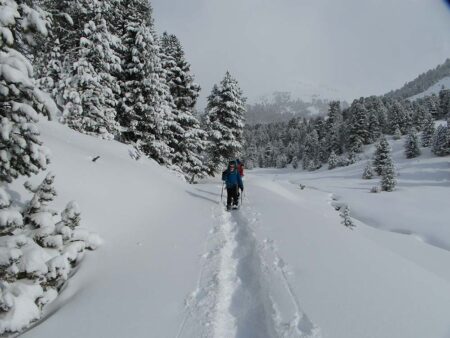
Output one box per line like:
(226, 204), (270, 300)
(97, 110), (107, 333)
(177, 185), (320, 338)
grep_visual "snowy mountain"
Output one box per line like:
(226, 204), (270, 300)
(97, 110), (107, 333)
(15, 119), (450, 338)
(385, 58), (450, 100)
(409, 76), (450, 100)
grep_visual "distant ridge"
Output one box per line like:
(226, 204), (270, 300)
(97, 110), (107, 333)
(385, 58), (450, 99)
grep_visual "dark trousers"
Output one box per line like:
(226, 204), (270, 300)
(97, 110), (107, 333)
(227, 186), (239, 207)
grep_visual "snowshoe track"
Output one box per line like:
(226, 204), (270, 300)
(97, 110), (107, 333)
(177, 188), (321, 338)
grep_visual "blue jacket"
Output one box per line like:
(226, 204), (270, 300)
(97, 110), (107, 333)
(222, 166), (243, 190)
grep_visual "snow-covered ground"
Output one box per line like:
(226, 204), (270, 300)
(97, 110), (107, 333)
(409, 76), (450, 100)
(15, 120), (450, 338)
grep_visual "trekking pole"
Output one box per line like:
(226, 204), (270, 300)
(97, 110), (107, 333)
(220, 182), (225, 204)
(241, 189), (244, 207)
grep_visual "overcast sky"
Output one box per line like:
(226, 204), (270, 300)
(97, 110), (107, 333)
(152, 0), (450, 107)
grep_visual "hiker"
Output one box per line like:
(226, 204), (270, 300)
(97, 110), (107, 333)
(222, 160), (244, 211)
(236, 159), (244, 177)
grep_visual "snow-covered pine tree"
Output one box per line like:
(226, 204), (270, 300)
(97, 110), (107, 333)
(60, 0), (122, 139)
(325, 101), (343, 155)
(404, 129), (421, 159)
(388, 100), (409, 134)
(347, 101), (368, 153)
(367, 109), (381, 143)
(303, 130), (320, 170)
(439, 89), (450, 118)
(205, 72), (246, 174)
(0, 0), (55, 183)
(432, 125), (450, 156)
(160, 32), (207, 181)
(380, 154), (396, 192)
(362, 161), (374, 179)
(421, 113), (435, 147)
(393, 127), (402, 140)
(328, 151), (339, 170)
(373, 136), (391, 176)
(116, 0), (175, 164)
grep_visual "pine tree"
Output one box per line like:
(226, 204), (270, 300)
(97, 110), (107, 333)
(393, 127), (402, 140)
(160, 32), (207, 181)
(328, 151), (339, 170)
(347, 101), (368, 152)
(373, 137), (391, 176)
(362, 161), (374, 179)
(61, 0), (122, 139)
(367, 110), (381, 143)
(388, 100), (409, 134)
(326, 101), (342, 154)
(116, 0), (175, 164)
(421, 114), (435, 147)
(205, 72), (246, 174)
(404, 130), (421, 159)
(0, 0), (54, 183)
(432, 125), (450, 156)
(303, 130), (320, 170)
(381, 155), (396, 192)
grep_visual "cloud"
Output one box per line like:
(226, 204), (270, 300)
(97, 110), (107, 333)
(152, 0), (450, 107)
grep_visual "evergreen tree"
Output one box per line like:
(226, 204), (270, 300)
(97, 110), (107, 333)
(439, 89), (450, 117)
(404, 130), (421, 159)
(160, 32), (206, 180)
(328, 151), (339, 170)
(325, 101), (343, 155)
(116, 0), (175, 164)
(303, 130), (320, 170)
(380, 154), (396, 192)
(421, 114), (435, 147)
(347, 101), (368, 152)
(393, 127), (402, 140)
(205, 72), (246, 174)
(0, 0), (54, 183)
(362, 161), (374, 179)
(367, 110), (381, 143)
(61, 0), (122, 139)
(373, 137), (391, 176)
(432, 125), (450, 156)
(388, 100), (409, 134)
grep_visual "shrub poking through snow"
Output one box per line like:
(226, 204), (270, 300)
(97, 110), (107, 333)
(0, 177), (101, 334)
(370, 186), (381, 193)
(362, 161), (374, 179)
(340, 206), (355, 228)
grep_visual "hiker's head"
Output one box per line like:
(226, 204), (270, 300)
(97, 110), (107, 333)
(228, 160), (237, 171)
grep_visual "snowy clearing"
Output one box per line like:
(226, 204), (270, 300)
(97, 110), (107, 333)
(12, 120), (450, 338)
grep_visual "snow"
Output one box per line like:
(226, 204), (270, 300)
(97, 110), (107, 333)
(409, 76), (450, 100)
(10, 119), (450, 338)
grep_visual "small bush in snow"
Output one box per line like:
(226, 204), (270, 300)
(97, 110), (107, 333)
(393, 127), (402, 140)
(370, 186), (381, 193)
(340, 206), (355, 228)
(362, 161), (374, 179)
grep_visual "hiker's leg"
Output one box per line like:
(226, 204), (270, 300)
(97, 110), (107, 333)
(227, 188), (232, 207)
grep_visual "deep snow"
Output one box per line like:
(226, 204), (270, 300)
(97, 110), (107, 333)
(13, 120), (450, 338)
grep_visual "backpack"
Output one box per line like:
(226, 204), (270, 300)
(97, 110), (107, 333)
(238, 163), (244, 177)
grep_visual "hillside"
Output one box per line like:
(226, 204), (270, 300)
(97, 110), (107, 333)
(15, 119), (450, 338)
(385, 58), (450, 100)
(245, 93), (330, 125)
